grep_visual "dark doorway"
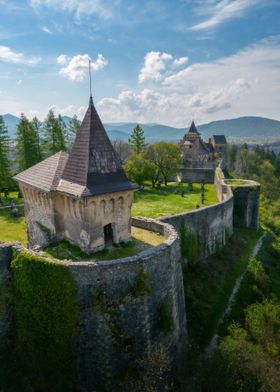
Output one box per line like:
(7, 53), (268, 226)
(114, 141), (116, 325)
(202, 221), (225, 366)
(104, 223), (114, 245)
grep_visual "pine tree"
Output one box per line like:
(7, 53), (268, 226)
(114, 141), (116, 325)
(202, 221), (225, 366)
(128, 124), (146, 154)
(65, 114), (81, 149)
(16, 114), (42, 171)
(0, 115), (11, 189)
(43, 110), (66, 156)
(32, 116), (42, 161)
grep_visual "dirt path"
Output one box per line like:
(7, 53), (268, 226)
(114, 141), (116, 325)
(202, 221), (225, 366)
(205, 233), (266, 357)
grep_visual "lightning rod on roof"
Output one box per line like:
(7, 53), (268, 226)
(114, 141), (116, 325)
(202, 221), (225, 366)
(89, 59), (92, 98)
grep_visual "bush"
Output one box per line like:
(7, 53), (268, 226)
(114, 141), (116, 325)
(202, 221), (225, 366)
(11, 251), (79, 392)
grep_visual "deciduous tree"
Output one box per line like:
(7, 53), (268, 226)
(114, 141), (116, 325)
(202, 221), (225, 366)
(146, 142), (182, 185)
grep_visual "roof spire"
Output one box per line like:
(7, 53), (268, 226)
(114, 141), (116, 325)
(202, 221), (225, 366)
(89, 59), (93, 106)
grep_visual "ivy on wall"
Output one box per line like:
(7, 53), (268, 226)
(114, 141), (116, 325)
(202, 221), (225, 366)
(11, 251), (79, 392)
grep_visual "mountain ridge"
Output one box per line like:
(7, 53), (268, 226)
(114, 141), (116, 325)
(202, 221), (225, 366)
(1, 114), (280, 142)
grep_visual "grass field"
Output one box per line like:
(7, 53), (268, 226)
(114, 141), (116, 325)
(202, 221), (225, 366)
(0, 207), (27, 245)
(132, 182), (218, 218)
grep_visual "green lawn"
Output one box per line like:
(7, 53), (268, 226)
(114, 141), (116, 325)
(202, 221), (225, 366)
(132, 182), (218, 218)
(0, 207), (27, 246)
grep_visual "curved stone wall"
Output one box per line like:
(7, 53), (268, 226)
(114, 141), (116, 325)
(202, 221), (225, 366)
(65, 217), (187, 391)
(159, 167), (234, 258)
(0, 218), (187, 392)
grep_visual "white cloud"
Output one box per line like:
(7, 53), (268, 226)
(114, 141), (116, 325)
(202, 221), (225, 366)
(191, 0), (263, 31)
(138, 51), (173, 83)
(98, 37), (280, 126)
(138, 51), (190, 83)
(48, 104), (86, 119)
(30, 0), (113, 20)
(172, 57), (189, 68)
(0, 45), (40, 65)
(57, 54), (70, 65)
(42, 26), (53, 34)
(17, 79), (22, 85)
(58, 53), (108, 81)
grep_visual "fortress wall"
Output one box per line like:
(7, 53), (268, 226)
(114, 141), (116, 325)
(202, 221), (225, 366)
(0, 218), (187, 392)
(65, 217), (187, 391)
(159, 167), (234, 258)
(180, 168), (215, 184)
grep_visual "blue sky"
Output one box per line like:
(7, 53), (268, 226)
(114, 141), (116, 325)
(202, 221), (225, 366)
(0, 0), (280, 126)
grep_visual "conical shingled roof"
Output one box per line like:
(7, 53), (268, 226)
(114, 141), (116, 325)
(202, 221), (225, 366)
(188, 120), (200, 134)
(58, 96), (137, 197)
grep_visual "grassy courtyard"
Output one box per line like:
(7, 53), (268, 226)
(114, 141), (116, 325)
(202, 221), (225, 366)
(132, 182), (218, 218)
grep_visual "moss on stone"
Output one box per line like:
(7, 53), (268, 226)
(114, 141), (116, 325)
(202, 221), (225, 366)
(158, 301), (174, 334)
(11, 251), (79, 392)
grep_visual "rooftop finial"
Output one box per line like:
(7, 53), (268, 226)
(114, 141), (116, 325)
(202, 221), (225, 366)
(89, 59), (93, 105)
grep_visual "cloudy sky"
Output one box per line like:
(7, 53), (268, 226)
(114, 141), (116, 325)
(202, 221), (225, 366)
(0, 0), (280, 126)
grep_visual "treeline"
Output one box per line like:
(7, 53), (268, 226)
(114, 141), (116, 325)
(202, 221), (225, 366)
(0, 112), (80, 189)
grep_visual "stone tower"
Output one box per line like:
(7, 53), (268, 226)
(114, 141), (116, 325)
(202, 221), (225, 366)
(14, 96), (137, 252)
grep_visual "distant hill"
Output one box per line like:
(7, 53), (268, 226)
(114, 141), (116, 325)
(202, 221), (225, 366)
(1, 113), (280, 142)
(197, 116), (280, 139)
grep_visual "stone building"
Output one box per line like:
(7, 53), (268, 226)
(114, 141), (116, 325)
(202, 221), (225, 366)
(210, 134), (227, 156)
(14, 96), (137, 252)
(179, 121), (227, 168)
(179, 121), (213, 168)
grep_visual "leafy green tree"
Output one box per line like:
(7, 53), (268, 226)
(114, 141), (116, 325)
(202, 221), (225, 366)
(65, 115), (81, 149)
(219, 301), (280, 392)
(125, 152), (157, 186)
(16, 114), (41, 171)
(0, 115), (11, 189)
(42, 110), (66, 156)
(128, 124), (146, 154)
(146, 142), (182, 185)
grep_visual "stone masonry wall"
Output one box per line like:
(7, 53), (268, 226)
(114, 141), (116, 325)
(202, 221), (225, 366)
(0, 218), (187, 392)
(159, 167), (234, 258)
(231, 183), (260, 229)
(18, 181), (134, 252)
(180, 167), (215, 184)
